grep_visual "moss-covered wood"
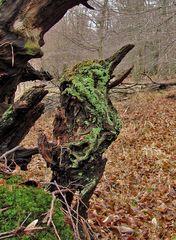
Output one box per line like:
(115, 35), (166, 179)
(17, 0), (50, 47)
(0, 1), (134, 238)
(38, 44), (134, 218)
(0, 85), (48, 168)
(0, 0), (92, 162)
(0, 0), (92, 104)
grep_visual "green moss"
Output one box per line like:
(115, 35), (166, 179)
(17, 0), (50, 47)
(61, 60), (121, 131)
(0, 0), (6, 6)
(81, 178), (97, 197)
(24, 40), (40, 56)
(6, 175), (23, 184)
(0, 105), (15, 132)
(0, 173), (4, 178)
(0, 176), (73, 240)
(68, 127), (101, 168)
(59, 60), (122, 169)
(1, 105), (13, 121)
(0, 105), (15, 134)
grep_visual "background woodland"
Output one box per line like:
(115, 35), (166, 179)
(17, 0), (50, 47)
(33, 0), (176, 81)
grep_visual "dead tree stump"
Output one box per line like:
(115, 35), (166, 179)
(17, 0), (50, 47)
(38, 44), (134, 217)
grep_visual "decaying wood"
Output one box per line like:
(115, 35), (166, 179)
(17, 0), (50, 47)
(14, 146), (39, 170)
(144, 81), (176, 91)
(110, 81), (176, 101)
(108, 66), (133, 89)
(21, 63), (53, 82)
(0, 0), (94, 169)
(0, 0), (91, 104)
(105, 44), (134, 75)
(38, 44), (135, 218)
(0, 145), (38, 171)
(0, 85), (48, 157)
(0, 1), (134, 238)
(0, 145), (20, 161)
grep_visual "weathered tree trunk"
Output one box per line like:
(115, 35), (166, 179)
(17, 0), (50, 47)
(0, 0), (93, 160)
(38, 44), (134, 218)
(0, 86), (48, 153)
(0, 0), (92, 103)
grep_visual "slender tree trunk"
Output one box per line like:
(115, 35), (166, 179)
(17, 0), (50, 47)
(97, 0), (109, 58)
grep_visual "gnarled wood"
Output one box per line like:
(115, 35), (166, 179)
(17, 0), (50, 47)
(38, 44), (134, 218)
(108, 66), (133, 89)
(21, 63), (53, 82)
(0, 0), (91, 104)
(14, 146), (39, 170)
(0, 1), (135, 237)
(105, 44), (134, 75)
(0, 85), (48, 156)
(0, 0), (92, 169)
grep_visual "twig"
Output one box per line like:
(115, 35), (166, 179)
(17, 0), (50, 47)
(71, 191), (80, 238)
(47, 193), (56, 226)
(0, 214), (44, 240)
(10, 43), (15, 67)
(52, 183), (88, 211)
(142, 72), (157, 84)
(61, 207), (97, 240)
(80, 218), (91, 240)
(41, 182), (97, 239)
(51, 220), (61, 240)
(0, 41), (13, 48)
(21, 213), (31, 226)
(50, 80), (60, 89)
(0, 224), (45, 239)
(54, 181), (80, 240)
(0, 207), (9, 213)
(0, 226), (25, 239)
(0, 162), (13, 174)
(0, 146), (21, 161)
(116, 83), (138, 89)
(54, 190), (97, 240)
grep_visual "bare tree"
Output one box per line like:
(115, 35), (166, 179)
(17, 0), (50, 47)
(40, 0), (176, 79)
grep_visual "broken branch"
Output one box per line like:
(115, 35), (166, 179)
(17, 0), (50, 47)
(108, 66), (133, 89)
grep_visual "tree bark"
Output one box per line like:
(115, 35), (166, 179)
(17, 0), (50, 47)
(0, 85), (48, 155)
(0, 0), (91, 104)
(0, 0), (92, 165)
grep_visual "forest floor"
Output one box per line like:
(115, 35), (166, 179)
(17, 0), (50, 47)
(22, 87), (176, 240)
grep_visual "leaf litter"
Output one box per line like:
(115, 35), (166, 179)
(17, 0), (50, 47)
(22, 88), (176, 239)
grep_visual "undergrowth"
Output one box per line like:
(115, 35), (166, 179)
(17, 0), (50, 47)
(0, 174), (73, 240)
